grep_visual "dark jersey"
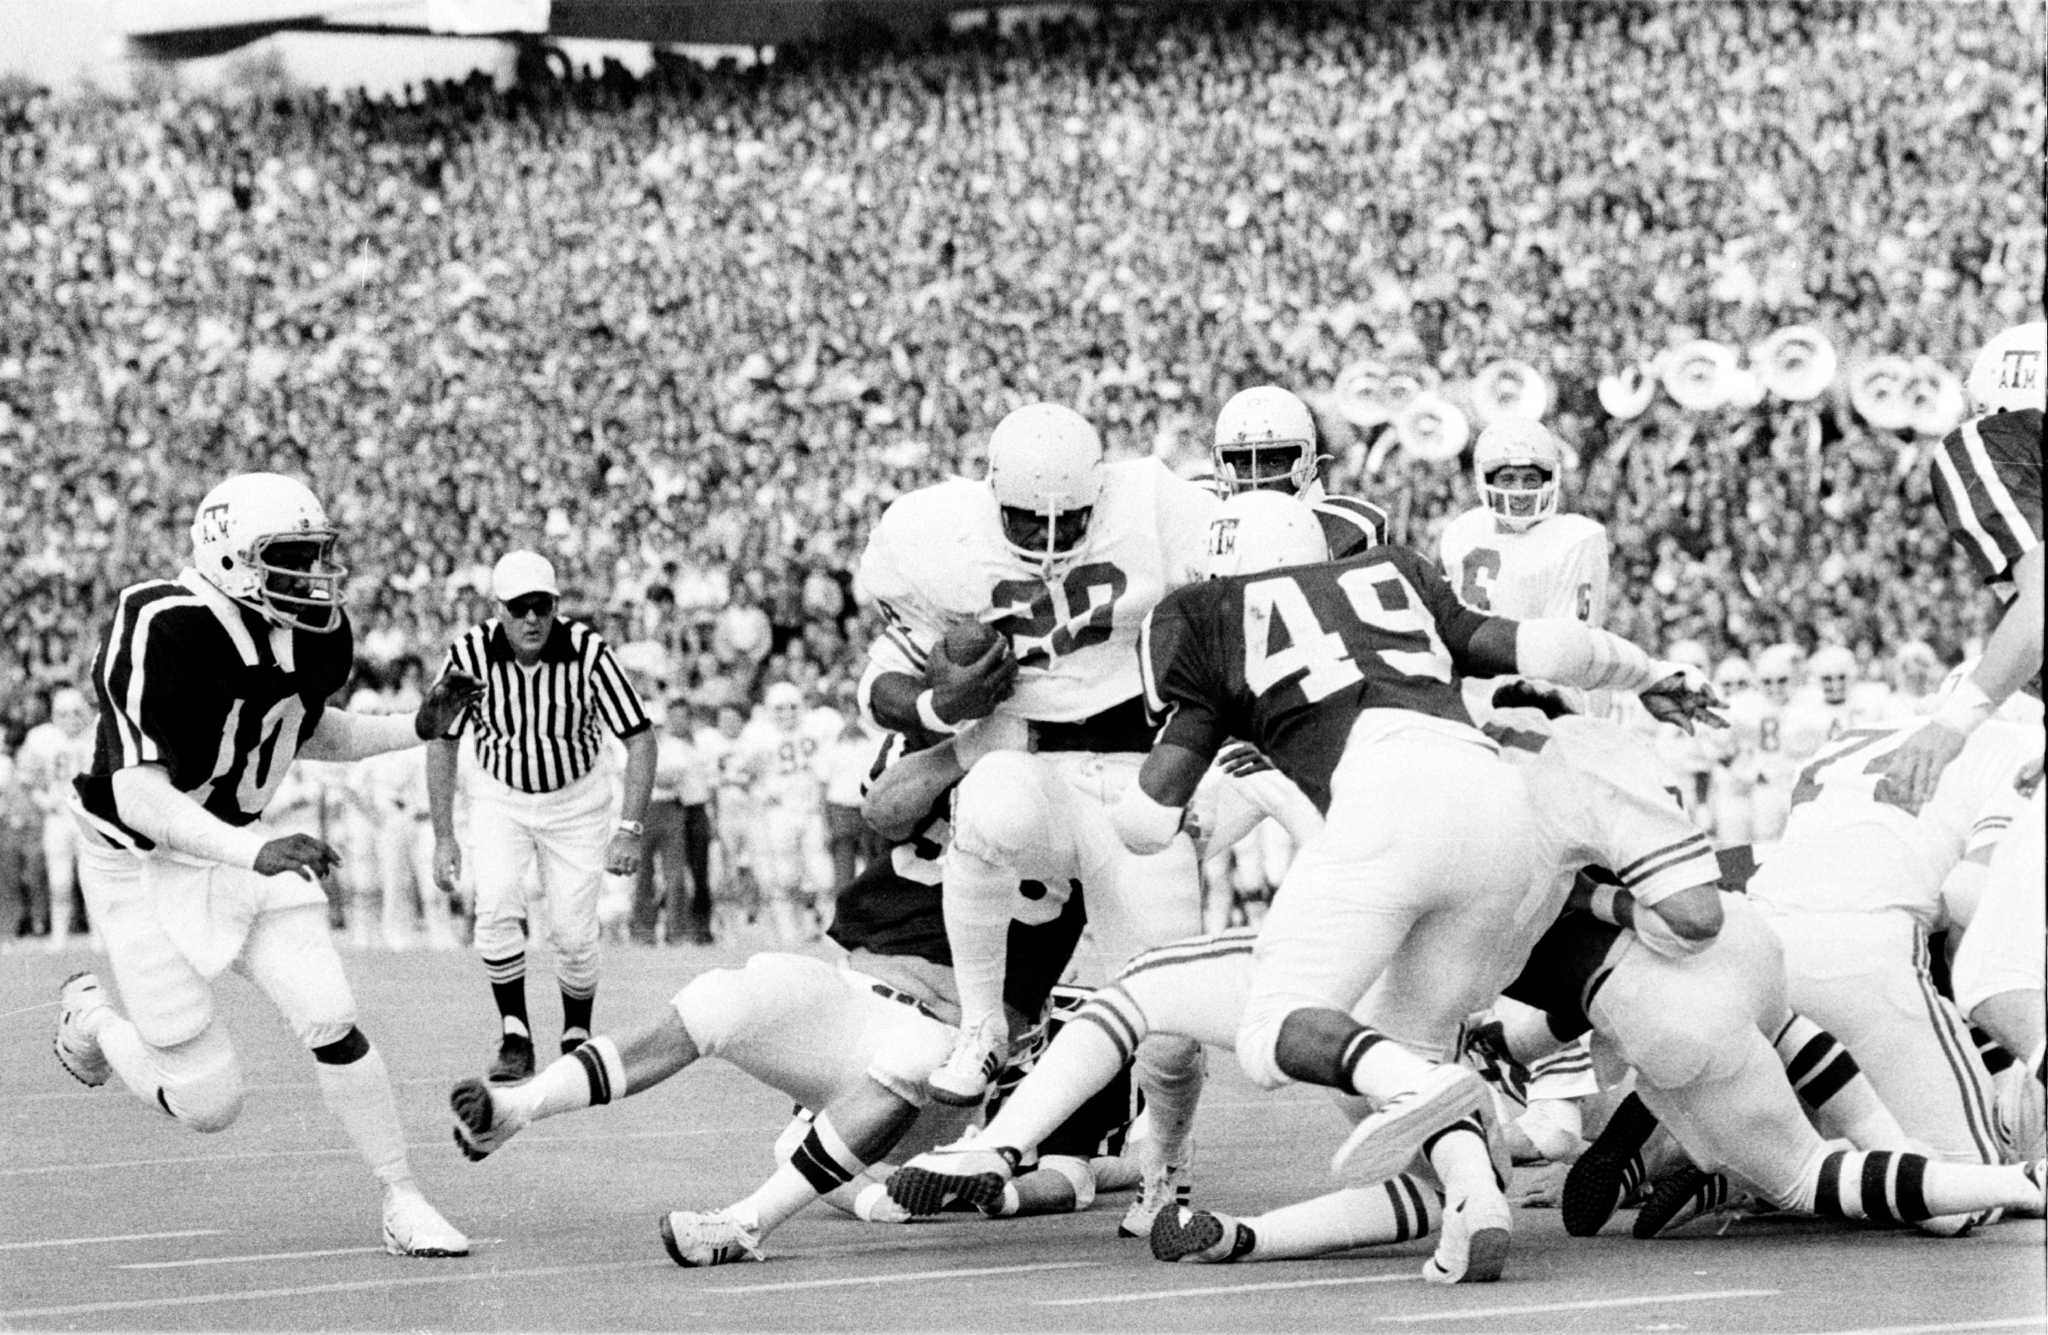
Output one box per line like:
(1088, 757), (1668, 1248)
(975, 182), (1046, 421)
(1141, 544), (1502, 811)
(1311, 494), (1389, 559)
(1931, 409), (2042, 594)
(74, 572), (354, 851)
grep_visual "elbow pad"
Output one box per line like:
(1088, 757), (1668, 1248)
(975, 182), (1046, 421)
(1113, 784), (1184, 856)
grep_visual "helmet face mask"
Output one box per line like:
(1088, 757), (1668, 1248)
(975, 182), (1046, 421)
(1810, 647), (1856, 706)
(191, 473), (348, 634)
(999, 505), (1093, 567)
(1472, 416), (1565, 533)
(1216, 441), (1317, 495)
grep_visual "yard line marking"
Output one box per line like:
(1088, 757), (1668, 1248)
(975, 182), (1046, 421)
(0, 1229), (221, 1252)
(120, 1247), (383, 1268)
(707, 1261), (1102, 1295)
(0, 999), (60, 1019)
(0, 1124), (785, 1177)
(1039, 1273), (1419, 1306)
(0, 1258), (663, 1321)
(1379, 1288), (1781, 1322)
(1819, 1321), (2048, 1335)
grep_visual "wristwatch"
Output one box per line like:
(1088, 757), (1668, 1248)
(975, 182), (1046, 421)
(615, 819), (645, 836)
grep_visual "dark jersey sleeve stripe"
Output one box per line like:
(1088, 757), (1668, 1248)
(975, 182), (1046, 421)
(1932, 412), (2043, 584)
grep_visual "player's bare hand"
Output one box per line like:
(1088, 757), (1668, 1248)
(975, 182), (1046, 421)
(603, 831), (641, 877)
(415, 670), (484, 740)
(927, 636), (1017, 725)
(1879, 722), (1968, 811)
(433, 835), (463, 896)
(1639, 667), (1726, 736)
(1216, 742), (1275, 778)
(255, 834), (340, 881)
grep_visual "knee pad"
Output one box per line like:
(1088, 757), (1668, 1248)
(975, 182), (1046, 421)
(674, 967), (749, 1058)
(160, 1030), (245, 1133)
(952, 752), (1054, 867)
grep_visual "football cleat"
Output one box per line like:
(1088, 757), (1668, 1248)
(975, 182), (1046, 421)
(928, 1011), (1010, 1107)
(1560, 1092), (1658, 1236)
(1149, 1204), (1249, 1264)
(381, 1186), (470, 1258)
(53, 972), (112, 1088)
(659, 1210), (765, 1267)
(1117, 1159), (1194, 1238)
(1422, 1190), (1512, 1284)
(1458, 1019), (1531, 1108)
(449, 1077), (526, 1162)
(487, 1032), (535, 1086)
(1331, 1065), (1491, 1186)
(885, 1144), (1020, 1216)
(1632, 1165), (1752, 1239)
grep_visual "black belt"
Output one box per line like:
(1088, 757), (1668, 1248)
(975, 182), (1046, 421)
(869, 981), (942, 1024)
(1030, 695), (1155, 754)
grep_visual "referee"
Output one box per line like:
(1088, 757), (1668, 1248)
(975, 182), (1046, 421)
(430, 550), (657, 1084)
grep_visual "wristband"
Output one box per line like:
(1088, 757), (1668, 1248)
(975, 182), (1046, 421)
(615, 819), (645, 836)
(1931, 678), (1996, 739)
(1586, 882), (1622, 925)
(915, 690), (961, 736)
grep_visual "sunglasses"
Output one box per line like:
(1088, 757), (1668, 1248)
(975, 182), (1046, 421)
(504, 594), (558, 620)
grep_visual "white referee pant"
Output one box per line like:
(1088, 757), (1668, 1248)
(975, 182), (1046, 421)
(466, 764), (613, 994)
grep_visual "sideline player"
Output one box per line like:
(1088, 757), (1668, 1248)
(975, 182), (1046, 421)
(855, 402), (1217, 1234)
(737, 682), (837, 945)
(52, 471), (481, 1256)
(1210, 385), (1387, 556)
(1116, 490), (1717, 1281)
(15, 688), (96, 950)
(1883, 320), (2044, 1083)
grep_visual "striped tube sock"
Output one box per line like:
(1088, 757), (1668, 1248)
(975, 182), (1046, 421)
(484, 953), (529, 1037)
(519, 1036), (627, 1121)
(734, 1113), (870, 1236)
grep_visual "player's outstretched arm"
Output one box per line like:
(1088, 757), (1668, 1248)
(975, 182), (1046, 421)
(109, 763), (337, 874)
(1468, 619), (1724, 733)
(426, 737), (463, 895)
(1883, 544), (2043, 808)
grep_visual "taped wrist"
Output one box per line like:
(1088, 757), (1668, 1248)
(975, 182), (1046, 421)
(1515, 619), (1662, 693)
(915, 690), (962, 736)
(1931, 678), (1995, 738)
(1112, 783), (1184, 855)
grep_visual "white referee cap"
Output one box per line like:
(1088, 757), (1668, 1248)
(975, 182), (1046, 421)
(492, 550), (559, 602)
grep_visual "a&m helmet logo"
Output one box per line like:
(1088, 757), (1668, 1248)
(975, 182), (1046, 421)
(198, 503), (232, 545)
(1208, 516), (1239, 560)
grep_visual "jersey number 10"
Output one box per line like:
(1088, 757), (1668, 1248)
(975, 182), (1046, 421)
(1243, 569), (1454, 703)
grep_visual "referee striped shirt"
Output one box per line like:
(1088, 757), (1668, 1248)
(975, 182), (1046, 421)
(440, 618), (651, 793)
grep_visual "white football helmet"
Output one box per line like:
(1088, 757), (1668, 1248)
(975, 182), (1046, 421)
(986, 403), (1105, 573)
(1713, 656), (1755, 698)
(764, 681), (804, 731)
(1966, 321), (2046, 417)
(190, 472), (346, 634)
(1472, 415), (1564, 532)
(1890, 640), (1943, 698)
(1207, 490), (1329, 579)
(1754, 643), (1805, 706)
(1809, 645), (1857, 706)
(1212, 386), (1324, 496)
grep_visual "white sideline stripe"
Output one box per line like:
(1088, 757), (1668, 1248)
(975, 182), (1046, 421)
(1378, 1288), (1781, 1322)
(0, 1124), (784, 1178)
(120, 1247), (384, 1268)
(0, 1258), (659, 1321)
(0, 999), (61, 1019)
(709, 1261), (1102, 1295)
(0, 1229), (221, 1251)
(1038, 1274), (1418, 1306)
(1819, 1322), (2048, 1335)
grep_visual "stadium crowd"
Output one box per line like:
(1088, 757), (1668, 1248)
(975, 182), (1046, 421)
(1, 0), (2040, 941)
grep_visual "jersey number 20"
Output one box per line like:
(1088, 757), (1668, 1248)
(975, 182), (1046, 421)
(990, 563), (1128, 669)
(1242, 569), (1453, 703)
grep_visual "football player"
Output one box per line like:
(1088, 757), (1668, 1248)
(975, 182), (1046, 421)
(1745, 719), (2039, 1174)
(1883, 319), (2043, 1081)
(448, 731), (1113, 1267)
(1806, 644), (1862, 739)
(855, 402), (1218, 1231)
(14, 687), (96, 951)
(1720, 642), (1832, 847)
(1108, 490), (1718, 1281)
(52, 472), (482, 1257)
(1437, 416), (1611, 719)
(736, 682), (836, 945)
(1210, 385), (1388, 556)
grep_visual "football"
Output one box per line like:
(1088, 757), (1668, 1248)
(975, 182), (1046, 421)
(942, 619), (1003, 664)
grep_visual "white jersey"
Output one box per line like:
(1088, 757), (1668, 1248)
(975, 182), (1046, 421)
(1719, 690), (1834, 787)
(1438, 508), (1609, 625)
(15, 723), (94, 816)
(1747, 719), (2044, 928)
(858, 457), (1217, 722)
(1487, 709), (1720, 914)
(739, 718), (835, 808)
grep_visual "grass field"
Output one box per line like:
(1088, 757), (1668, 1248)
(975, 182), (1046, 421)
(3, 936), (2043, 1334)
